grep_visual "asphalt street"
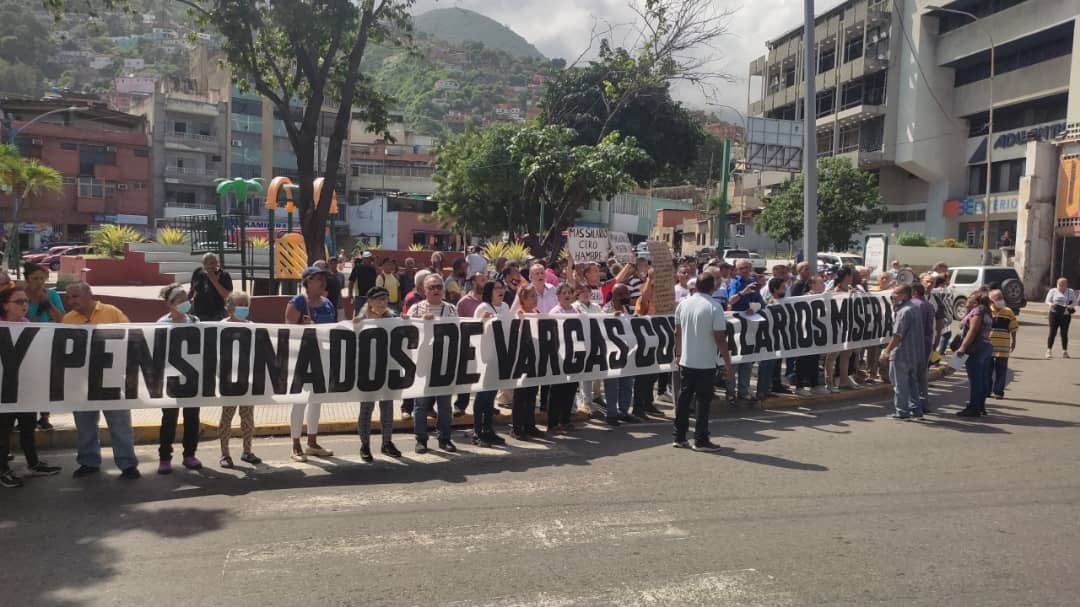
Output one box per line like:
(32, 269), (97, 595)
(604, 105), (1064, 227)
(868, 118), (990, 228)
(3, 314), (1079, 607)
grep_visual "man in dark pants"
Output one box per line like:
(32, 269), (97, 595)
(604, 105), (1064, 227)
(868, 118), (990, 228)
(189, 252), (232, 321)
(348, 251), (378, 313)
(672, 273), (733, 451)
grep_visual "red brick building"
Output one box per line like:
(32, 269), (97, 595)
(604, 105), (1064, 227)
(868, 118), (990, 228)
(0, 98), (152, 245)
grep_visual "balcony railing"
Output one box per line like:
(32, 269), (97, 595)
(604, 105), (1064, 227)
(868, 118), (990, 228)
(166, 131), (218, 144)
(165, 166), (218, 178)
(164, 201), (216, 210)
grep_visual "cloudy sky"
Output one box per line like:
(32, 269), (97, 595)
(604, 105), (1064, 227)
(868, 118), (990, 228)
(411, 0), (846, 120)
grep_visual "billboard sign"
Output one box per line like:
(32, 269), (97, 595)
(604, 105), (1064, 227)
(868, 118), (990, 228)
(745, 117), (803, 172)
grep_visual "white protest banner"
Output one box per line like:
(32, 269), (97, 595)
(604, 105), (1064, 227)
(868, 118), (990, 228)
(609, 231), (633, 263)
(567, 226), (610, 264)
(0, 291), (894, 413)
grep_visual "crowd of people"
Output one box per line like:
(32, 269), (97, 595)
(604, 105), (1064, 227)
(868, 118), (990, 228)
(0, 247), (1074, 489)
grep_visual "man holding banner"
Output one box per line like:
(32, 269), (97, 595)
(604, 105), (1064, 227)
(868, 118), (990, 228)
(673, 273), (732, 451)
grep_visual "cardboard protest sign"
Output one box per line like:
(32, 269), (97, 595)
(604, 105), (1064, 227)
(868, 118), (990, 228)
(609, 231), (633, 264)
(567, 226), (610, 264)
(646, 240), (676, 315)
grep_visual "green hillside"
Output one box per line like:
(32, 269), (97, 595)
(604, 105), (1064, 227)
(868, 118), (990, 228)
(413, 8), (545, 60)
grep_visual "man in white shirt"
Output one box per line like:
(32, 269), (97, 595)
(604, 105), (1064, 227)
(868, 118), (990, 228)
(674, 264), (692, 303)
(511, 263), (557, 313)
(672, 273), (733, 451)
(466, 245), (488, 277)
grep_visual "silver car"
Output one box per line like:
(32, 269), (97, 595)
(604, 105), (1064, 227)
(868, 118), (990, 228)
(948, 266), (1026, 319)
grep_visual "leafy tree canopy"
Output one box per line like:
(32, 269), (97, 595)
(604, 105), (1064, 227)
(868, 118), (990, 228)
(432, 124), (525, 238)
(757, 156), (885, 252)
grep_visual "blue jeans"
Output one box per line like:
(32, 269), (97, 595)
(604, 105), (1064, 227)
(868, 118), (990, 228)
(913, 360), (929, 412)
(473, 390), (497, 436)
(735, 363), (754, 398)
(889, 359), (921, 417)
(965, 341), (992, 412)
(937, 331), (952, 355)
(414, 395), (452, 443)
(603, 376), (633, 418)
(74, 410), (138, 470)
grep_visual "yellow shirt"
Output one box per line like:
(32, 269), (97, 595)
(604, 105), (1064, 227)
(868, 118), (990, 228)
(62, 302), (130, 324)
(376, 272), (400, 304)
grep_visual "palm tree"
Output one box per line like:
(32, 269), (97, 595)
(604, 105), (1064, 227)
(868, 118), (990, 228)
(0, 145), (62, 272)
(214, 177), (265, 215)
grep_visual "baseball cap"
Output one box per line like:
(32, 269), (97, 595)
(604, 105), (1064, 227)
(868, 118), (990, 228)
(302, 266), (330, 281)
(366, 286), (389, 299)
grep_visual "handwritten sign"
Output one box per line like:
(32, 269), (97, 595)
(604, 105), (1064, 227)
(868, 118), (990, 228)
(567, 226), (610, 264)
(609, 231), (633, 264)
(646, 240), (676, 314)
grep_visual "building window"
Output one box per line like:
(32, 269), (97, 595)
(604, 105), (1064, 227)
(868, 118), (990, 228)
(134, 182), (146, 190)
(816, 88), (835, 117)
(60, 142), (77, 151)
(844, 35), (863, 63)
(134, 148), (149, 157)
(231, 97), (261, 116)
(77, 177), (105, 199)
(937, 0), (1028, 35)
(882, 210), (927, 224)
(818, 47), (835, 73)
(61, 176), (76, 185)
(782, 66), (795, 88)
(968, 158), (1025, 195)
(172, 120), (187, 134)
(78, 144), (115, 176)
(953, 25), (1073, 87)
(174, 191), (196, 205)
(965, 94), (1067, 136)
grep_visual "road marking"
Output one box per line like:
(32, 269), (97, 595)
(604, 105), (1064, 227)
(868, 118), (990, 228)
(440, 570), (795, 607)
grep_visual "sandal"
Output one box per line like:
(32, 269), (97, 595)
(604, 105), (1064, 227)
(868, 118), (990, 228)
(219, 455), (234, 469)
(291, 453), (308, 463)
(240, 452), (262, 465)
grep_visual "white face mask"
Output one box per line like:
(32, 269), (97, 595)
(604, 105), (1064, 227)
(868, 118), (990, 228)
(993, 299), (1005, 309)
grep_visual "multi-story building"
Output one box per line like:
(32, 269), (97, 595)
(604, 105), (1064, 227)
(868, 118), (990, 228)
(130, 83), (228, 220)
(748, 0), (1080, 269)
(348, 111), (438, 202)
(0, 98), (152, 245)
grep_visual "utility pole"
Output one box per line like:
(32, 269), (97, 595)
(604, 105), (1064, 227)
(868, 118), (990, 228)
(715, 139), (732, 252)
(802, 0), (818, 270)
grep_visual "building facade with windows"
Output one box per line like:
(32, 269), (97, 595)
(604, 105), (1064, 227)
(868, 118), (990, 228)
(348, 112), (438, 202)
(0, 99), (152, 245)
(748, 0), (1080, 253)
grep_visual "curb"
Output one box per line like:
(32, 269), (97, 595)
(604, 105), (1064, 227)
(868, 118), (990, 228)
(22, 368), (955, 451)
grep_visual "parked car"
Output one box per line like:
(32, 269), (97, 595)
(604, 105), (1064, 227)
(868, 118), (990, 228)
(948, 266), (1026, 319)
(721, 248), (751, 267)
(695, 247), (717, 266)
(43, 245), (91, 271)
(22, 242), (82, 259)
(23, 244), (80, 265)
(748, 252), (767, 274)
(817, 252), (863, 271)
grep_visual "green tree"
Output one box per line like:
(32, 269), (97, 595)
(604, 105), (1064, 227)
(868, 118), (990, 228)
(510, 125), (646, 251)
(433, 124), (525, 238)
(47, 0), (413, 262)
(757, 156), (885, 252)
(0, 60), (45, 97)
(0, 145), (63, 267)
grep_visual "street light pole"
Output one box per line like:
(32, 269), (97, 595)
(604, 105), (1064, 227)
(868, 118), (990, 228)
(802, 0), (818, 271)
(927, 7), (994, 263)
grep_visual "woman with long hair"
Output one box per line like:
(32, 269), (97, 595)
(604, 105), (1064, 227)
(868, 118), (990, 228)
(1045, 277), (1076, 358)
(23, 262), (63, 430)
(156, 284), (202, 473)
(824, 266), (860, 392)
(0, 286), (61, 488)
(511, 283), (545, 440)
(548, 283), (580, 432)
(355, 287), (403, 461)
(218, 291), (261, 468)
(472, 280), (510, 447)
(956, 292), (995, 417)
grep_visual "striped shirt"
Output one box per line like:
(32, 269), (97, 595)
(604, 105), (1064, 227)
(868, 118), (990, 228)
(989, 304), (1018, 358)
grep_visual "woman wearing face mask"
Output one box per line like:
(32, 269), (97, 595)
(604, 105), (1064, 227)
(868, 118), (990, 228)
(547, 283), (580, 433)
(955, 293), (994, 417)
(217, 292), (261, 468)
(510, 284), (545, 440)
(472, 280), (510, 447)
(23, 262), (64, 430)
(355, 287), (403, 461)
(285, 266), (337, 461)
(156, 284), (202, 473)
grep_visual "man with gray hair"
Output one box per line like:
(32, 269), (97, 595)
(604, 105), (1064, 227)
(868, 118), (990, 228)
(190, 252), (232, 321)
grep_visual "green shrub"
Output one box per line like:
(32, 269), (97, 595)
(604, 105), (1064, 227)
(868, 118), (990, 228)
(896, 231), (928, 247)
(90, 224), (144, 257)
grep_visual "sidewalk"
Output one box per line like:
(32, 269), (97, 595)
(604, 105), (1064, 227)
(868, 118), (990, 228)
(26, 367), (953, 450)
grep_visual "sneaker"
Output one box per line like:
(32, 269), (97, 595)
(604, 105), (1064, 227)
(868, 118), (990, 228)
(182, 456), (202, 470)
(673, 439), (691, 449)
(402, 411), (413, 420)
(811, 386), (830, 395)
(1046, 349), (1053, 359)
(476, 436), (492, 448)
(956, 408), (981, 418)
(119, 466), (141, 480)
(157, 459), (173, 475)
(240, 452), (262, 465)
(604, 416), (620, 427)
(525, 426), (547, 438)
(618, 413), (641, 424)
(415, 440), (429, 454)
(1064, 351), (1071, 359)
(72, 465), (100, 478)
(487, 433), (507, 445)
(511, 430), (529, 441)
(452, 409), (466, 418)
(887, 413), (911, 421)
(359, 443), (373, 463)
(381, 442), (402, 458)
(36, 417), (53, 431)
(692, 439), (722, 452)
(0, 470), (24, 488)
(841, 381), (861, 390)
(828, 386), (841, 394)
(28, 462), (61, 476)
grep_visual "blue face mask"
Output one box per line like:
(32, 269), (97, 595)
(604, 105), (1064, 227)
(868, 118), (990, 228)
(234, 306), (250, 320)
(176, 300), (192, 314)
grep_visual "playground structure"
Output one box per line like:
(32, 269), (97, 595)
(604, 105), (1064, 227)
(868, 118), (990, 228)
(169, 176), (338, 295)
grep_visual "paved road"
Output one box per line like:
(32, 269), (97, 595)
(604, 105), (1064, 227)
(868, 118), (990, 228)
(3, 315), (1079, 607)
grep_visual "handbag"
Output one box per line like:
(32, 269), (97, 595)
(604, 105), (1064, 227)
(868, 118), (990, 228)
(948, 332), (963, 353)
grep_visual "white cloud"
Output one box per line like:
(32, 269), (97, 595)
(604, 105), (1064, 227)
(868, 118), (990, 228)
(412, 0), (846, 118)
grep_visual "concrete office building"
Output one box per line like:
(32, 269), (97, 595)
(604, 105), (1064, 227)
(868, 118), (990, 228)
(748, 0), (1080, 270)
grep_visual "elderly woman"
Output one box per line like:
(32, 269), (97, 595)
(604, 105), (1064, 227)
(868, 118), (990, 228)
(355, 287), (403, 461)
(218, 291), (261, 468)
(156, 283), (201, 474)
(285, 266), (337, 462)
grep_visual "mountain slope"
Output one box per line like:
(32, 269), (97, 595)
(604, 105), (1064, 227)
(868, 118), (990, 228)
(413, 8), (545, 60)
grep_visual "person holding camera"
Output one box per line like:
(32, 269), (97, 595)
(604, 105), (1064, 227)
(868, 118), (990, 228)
(1045, 277), (1076, 359)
